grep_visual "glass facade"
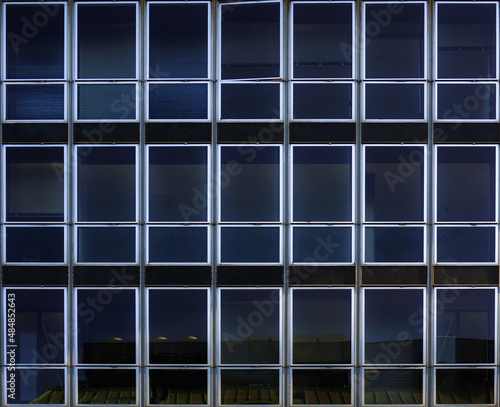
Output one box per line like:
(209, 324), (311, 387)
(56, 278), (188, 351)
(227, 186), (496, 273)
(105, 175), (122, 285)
(1, 1), (500, 406)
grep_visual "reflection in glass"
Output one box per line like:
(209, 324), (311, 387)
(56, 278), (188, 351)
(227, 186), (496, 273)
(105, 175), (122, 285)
(220, 227), (280, 264)
(293, 370), (351, 405)
(220, 290), (280, 364)
(78, 84), (136, 120)
(364, 290), (423, 365)
(293, 227), (351, 264)
(293, 289), (351, 364)
(150, 370), (208, 405)
(220, 83), (280, 120)
(78, 369), (136, 405)
(77, 289), (136, 364)
(77, 227), (136, 263)
(6, 84), (65, 120)
(6, 227), (64, 263)
(365, 84), (424, 120)
(364, 369), (423, 405)
(436, 227), (496, 264)
(437, 84), (496, 120)
(293, 83), (352, 120)
(220, 370), (279, 405)
(9, 369), (65, 404)
(149, 289), (208, 364)
(436, 369), (494, 405)
(149, 84), (208, 120)
(436, 289), (495, 364)
(364, 227), (424, 263)
(149, 227), (207, 264)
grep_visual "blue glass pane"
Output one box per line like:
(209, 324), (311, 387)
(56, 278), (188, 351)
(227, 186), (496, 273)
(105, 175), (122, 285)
(365, 227), (424, 263)
(365, 84), (424, 120)
(6, 84), (64, 120)
(149, 227), (207, 263)
(77, 227), (136, 263)
(293, 370), (351, 405)
(6, 227), (64, 263)
(9, 369), (65, 404)
(436, 369), (494, 405)
(365, 370), (423, 405)
(221, 227), (280, 263)
(437, 84), (496, 120)
(293, 83), (352, 119)
(437, 227), (496, 263)
(293, 227), (351, 263)
(221, 84), (280, 120)
(149, 84), (208, 120)
(78, 84), (136, 120)
(150, 370), (207, 405)
(78, 369), (136, 404)
(220, 370), (279, 404)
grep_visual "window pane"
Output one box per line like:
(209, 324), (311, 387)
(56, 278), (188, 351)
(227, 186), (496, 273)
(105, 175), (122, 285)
(220, 146), (280, 222)
(220, 289), (280, 364)
(77, 227), (136, 263)
(149, 227), (208, 264)
(364, 290), (423, 365)
(150, 370), (208, 405)
(437, 146), (496, 222)
(436, 369), (494, 405)
(148, 146), (207, 222)
(220, 83), (280, 120)
(220, 227), (280, 264)
(6, 4), (65, 79)
(364, 369), (423, 405)
(5, 289), (65, 364)
(365, 84), (424, 120)
(292, 227), (352, 264)
(438, 4), (496, 79)
(7, 369), (65, 405)
(149, 4), (208, 78)
(293, 83), (352, 120)
(365, 146), (425, 222)
(437, 84), (496, 120)
(6, 227), (64, 263)
(436, 289), (495, 364)
(365, 4), (424, 79)
(6, 84), (64, 120)
(77, 289), (136, 364)
(77, 369), (136, 405)
(6, 147), (64, 222)
(220, 370), (279, 405)
(293, 146), (352, 222)
(293, 289), (351, 364)
(436, 227), (496, 264)
(149, 84), (208, 120)
(78, 84), (136, 120)
(365, 227), (424, 263)
(221, 2), (280, 80)
(293, 3), (352, 78)
(77, 146), (136, 222)
(293, 370), (351, 405)
(149, 289), (208, 364)
(77, 4), (136, 78)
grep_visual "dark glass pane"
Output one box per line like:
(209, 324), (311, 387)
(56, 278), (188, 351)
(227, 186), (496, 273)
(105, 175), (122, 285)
(221, 146), (280, 222)
(293, 83), (352, 119)
(149, 227), (207, 264)
(8, 369), (65, 404)
(365, 227), (424, 263)
(220, 83), (280, 120)
(293, 146), (352, 221)
(149, 84), (208, 120)
(438, 4), (496, 78)
(293, 370), (351, 405)
(6, 4), (65, 79)
(436, 289), (495, 364)
(6, 147), (64, 222)
(77, 227), (136, 263)
(78, 146), (136, 222)
(77, 289), (136, 364)
(5, 289), (65, 364)
(437, 84), (496, 120)
(78, 4), (136, 78)
(149, 289), (208, 364)
(149, 146), (207, 222)
(220, 370), (279, 405)
(365, 84), (424, 120)
(149, 4), (208, 78)
(6, 227), (64, 263)
(293, 3), (352, 78)
(150, 370), (208, 405)
(78, 84), (136, 120)
(364, 290), (423, 365)
(6, 84), (64, 120)
(221, 3), (280, 79)
(364, 369), (423, 405)
(365, 4), (425, 79)
(437, 227), (496, 264)
(220, 290), (280, 364)
(220, 227), (280, 264)
(436, 369), (494, 405)
(365, 146), (425, 222)
(437, 147), (496, 221)
(293, 290), (351, 364)
(292, 227), (352, 264)
(78, 369), (136, 404)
